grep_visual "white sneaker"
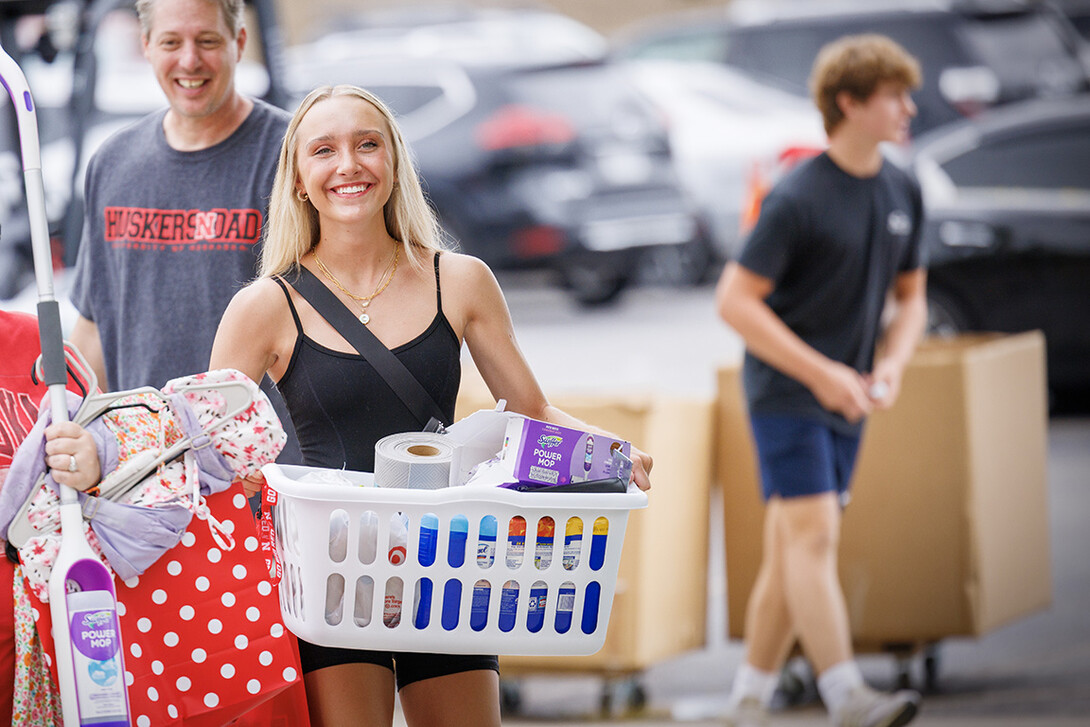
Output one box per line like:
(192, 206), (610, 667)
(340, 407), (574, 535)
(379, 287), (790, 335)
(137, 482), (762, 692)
(724, 696), (771, 727)
(831, 685), (920, 727)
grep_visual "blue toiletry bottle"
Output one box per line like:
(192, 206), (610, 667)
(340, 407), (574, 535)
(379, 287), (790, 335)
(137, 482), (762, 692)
(470, 579), (491, 631)
(498, 580), (519, 633)
(419, 513), (439, 567)
(527, 581), (547, 633)
(448, 515), (468, 568)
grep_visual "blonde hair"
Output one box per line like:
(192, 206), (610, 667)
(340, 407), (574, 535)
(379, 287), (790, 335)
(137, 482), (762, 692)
(809, 34), (922, 135)
(259, 85), (447, 278)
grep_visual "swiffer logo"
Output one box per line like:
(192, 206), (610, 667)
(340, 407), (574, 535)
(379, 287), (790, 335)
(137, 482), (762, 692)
(80, 610), (113, 629)
(537, 435), (563, 449)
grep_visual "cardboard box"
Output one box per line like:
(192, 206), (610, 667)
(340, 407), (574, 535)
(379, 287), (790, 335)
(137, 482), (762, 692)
(717, 332), (1052, 646)
(456, 379), (713, 673)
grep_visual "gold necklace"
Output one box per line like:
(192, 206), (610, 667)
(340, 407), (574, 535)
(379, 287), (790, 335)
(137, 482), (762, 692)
(314, 246), (399, 325)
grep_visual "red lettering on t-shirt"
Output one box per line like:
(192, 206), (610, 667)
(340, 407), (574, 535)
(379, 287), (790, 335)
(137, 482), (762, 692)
(103, 207), (262, 250)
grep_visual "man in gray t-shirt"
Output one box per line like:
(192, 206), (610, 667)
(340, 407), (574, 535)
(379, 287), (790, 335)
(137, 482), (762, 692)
(69, 0), (289, 393)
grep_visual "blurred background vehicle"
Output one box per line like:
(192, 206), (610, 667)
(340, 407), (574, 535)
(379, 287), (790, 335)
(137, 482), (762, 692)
(287, 6), (711, 304)
(905, 94), (1090, 410)
(616, 58), (827, 260)
(614, 0), (1090, 138)
(0, 0), (283, 300)
(1055, 0), (1090, 40)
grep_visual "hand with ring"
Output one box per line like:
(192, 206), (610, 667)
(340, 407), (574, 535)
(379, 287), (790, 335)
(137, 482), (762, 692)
(44, 421), (102, 492)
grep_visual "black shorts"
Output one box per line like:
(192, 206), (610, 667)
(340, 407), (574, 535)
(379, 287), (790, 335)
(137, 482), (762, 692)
(297, 639), (499, 690)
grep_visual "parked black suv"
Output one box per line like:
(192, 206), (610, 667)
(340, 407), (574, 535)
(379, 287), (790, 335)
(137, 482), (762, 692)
(614, 0), (1090, 137)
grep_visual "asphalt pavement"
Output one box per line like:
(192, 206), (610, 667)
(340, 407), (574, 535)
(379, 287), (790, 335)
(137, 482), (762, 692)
(425, 276), (1090, 726)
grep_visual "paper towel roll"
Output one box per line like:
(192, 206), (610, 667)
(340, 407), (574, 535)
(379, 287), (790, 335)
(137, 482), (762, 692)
(374, 432), (454, 490)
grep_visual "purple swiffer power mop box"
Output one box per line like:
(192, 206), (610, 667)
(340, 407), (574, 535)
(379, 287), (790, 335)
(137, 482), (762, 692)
(506, 417), (630, 487)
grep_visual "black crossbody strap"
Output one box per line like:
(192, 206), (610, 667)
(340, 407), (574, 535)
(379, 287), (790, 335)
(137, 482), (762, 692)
(286, 266), (449, 428)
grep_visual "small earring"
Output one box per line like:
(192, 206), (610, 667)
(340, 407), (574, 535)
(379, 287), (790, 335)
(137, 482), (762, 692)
(296, 189), (309, 202)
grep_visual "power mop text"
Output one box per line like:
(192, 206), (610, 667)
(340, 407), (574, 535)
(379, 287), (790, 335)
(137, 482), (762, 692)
(534, 448), (562, 467)
(80, 611), (116, 648)
(104, 206), (262, 249)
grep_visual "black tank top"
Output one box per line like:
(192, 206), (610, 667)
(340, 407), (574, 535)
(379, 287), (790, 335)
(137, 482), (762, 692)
(273, 253), (460, 472)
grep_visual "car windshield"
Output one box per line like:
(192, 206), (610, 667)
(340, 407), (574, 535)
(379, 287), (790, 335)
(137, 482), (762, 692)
(941, 125), (1090, 190)
(725, 16), (966, 95)
(958, 13), (1087, 95)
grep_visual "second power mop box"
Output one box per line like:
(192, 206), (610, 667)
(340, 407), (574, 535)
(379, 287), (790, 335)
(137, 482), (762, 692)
(503, 417), (630, 487)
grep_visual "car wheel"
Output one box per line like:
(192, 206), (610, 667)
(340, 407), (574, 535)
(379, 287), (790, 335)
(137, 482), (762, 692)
(560, 260), (631, 306)
(926, 289), (971, 337)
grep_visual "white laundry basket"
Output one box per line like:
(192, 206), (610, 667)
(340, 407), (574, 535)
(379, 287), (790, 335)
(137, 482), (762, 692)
(262, 463), (648, 656)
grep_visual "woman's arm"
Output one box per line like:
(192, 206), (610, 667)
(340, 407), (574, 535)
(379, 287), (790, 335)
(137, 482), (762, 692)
(209, 279), (291, 498)
(209, 279), (287, 384)
(448, 254), (653, 490)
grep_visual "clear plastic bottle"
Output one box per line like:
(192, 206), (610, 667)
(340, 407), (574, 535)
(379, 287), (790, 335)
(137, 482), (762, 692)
(387, 512), (409, 566)
(383, 577), (404, 627)
(358, 510), (378, 564)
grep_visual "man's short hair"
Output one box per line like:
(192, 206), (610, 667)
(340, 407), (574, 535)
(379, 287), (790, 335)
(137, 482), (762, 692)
(135, 0), (246, 39)
(809, 34), (922, 134)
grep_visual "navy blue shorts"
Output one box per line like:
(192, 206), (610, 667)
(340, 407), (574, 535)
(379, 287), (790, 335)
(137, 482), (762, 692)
(749, 414), (862, 504)
(297, 640), (499, 690)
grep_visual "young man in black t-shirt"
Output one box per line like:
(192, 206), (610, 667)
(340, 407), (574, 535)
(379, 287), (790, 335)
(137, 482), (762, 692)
(716, 34), (928, 727)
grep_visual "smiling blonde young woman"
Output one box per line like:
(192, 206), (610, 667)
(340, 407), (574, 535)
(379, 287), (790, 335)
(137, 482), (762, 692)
(211, 84), (652, 727)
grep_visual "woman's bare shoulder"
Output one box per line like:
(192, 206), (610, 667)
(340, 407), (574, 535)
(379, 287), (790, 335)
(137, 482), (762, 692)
(438, 251), (498, 290)
(232, 276), (288, 310)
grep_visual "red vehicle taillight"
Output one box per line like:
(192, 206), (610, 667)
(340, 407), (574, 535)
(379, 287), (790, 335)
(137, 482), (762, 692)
(740, 144), (824, 235)
(475, 105), (576, 151)
(513, 225), (567, 258)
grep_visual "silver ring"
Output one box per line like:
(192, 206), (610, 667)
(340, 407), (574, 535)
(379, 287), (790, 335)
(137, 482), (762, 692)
(67, 454), (78, 473)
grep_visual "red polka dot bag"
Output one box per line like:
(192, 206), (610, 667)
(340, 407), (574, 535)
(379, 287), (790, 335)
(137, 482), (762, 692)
(12, 370), (310, 725)
(32, 487), (308, 725)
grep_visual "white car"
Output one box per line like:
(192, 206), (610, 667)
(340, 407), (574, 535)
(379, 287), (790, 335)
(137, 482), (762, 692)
(618, 59), (826, 259)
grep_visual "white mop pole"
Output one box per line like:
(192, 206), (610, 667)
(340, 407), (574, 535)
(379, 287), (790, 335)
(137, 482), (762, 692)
(0, 43), (131, 726)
